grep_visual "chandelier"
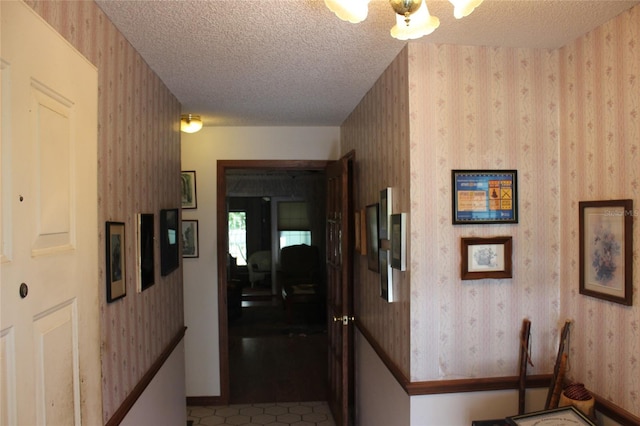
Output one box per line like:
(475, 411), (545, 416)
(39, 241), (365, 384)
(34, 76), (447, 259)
(324, 0), (484, 40)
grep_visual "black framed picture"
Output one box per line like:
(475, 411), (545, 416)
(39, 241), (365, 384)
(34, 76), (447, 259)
(182, 219), (199, 258)
(137, 213), (155, 291)
(181, 170), (197, 209)
(106, 221), (126, 302)
(451, 170), (518, 224)
(160, 208), (180, 276)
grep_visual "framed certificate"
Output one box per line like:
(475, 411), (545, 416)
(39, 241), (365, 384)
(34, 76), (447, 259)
(506, 406), (596, 426)
(452, 170), (518, 224)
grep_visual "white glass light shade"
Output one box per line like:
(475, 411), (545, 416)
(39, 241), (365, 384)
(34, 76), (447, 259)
(449, 0), (483, 19)
(180, 114), (203, 133)
(324, 0), (370, 23)
(390, 1), (440, 40)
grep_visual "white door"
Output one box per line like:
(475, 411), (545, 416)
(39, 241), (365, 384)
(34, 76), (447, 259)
(1, 2), (102, 425)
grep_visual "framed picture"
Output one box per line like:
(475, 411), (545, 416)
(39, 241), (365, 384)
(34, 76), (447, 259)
(379, 187), (392, 239)
(182, 220), (199, 258)
(579, 199), (633, 306)
(461, 236), (512, 280)
(106, 221), (126, 302)
(366, 203), (379, 272)
(380, 249), (394, 302)
(181, 170), (197, 209)
(506, 405), (596, 426)
(354, 211), (361, 253)
(360, 209), (367, 256)
(136, 213), (155, 292)
(390, 213), (407, 271)
(160, 208), (180, 276)
(451, 170), (518, 224)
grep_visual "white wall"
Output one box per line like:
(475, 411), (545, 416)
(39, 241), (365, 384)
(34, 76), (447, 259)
(181, 126), (340, 396)
(357, 329), (554, 426)
(410, 388), (547, 426)
(356, 330), (411, 426)
(120, 340), (186, 426)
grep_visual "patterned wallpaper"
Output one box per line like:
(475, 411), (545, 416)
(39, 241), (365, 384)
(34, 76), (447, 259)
(25, 1), (184, 422)
(342, 48), (413, 375)
(559, 5), (640, 417)
(343, 42), (560, 381)
(343, 3), (640, 418)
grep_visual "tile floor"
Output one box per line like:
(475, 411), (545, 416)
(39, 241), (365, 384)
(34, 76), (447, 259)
(187, 401), (336, 426)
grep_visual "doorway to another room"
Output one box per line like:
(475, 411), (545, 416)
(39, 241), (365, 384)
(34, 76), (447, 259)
(222, 164), (329, 404)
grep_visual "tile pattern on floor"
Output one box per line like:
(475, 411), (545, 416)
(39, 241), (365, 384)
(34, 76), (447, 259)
(187, 401), (336, 426)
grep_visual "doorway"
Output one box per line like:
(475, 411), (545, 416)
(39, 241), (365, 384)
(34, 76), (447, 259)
(217, 160), (331, 404)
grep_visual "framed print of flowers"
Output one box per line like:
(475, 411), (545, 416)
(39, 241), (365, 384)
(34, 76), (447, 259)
(579, 199), (633, 306)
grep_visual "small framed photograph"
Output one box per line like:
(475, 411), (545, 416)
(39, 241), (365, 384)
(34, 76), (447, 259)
(452, 170), (518, 224)
(136, 213), (155, 292)
(360, 209), (367, 256)
(366, 203), (379, 272)
(390, 213), (407, 271)
(380, 249), (394, 302)
(461, 236), (512, 280)
(182, 219), (199, 258)
(579, 199), (633, 306)
(181, 170), (197, 209)
(106, 221), (126, 302)
(379, 187), (392, 239)
(354, 211), (361, 253)
(160, 208), (180, 276)
(506, 405), (596, 426)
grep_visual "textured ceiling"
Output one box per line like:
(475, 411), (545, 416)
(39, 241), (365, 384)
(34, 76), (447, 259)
(95, 0), (639, 127)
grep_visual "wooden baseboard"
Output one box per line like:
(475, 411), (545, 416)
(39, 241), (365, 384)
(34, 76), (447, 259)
(105, 326), (187, 426)
(356, 324), (639, 424)
(186, 396), (225, 406)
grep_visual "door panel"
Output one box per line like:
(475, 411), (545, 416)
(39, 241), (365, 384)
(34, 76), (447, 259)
(1, 2), (102, 424)
(326, 151), (354, 426)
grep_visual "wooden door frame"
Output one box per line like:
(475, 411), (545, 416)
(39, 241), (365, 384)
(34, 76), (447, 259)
(216, 159), (330, 404)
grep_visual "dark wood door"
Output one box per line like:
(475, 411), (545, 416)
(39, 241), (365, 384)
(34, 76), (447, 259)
(325, 151), (355, 426)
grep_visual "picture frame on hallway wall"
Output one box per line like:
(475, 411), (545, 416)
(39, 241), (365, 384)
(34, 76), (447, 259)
(579, 199), (633, 306)
(366, 203), (379, 272)
(461, 236), (513, 280)
(181, 170), (197, 209)
(451, 170), (518, 224)
(136, 213), (155, 292)
(182, 220), (199, 258)
(379, 249), (394, 302)
(379, 187), (392, 239)
(390, 213), (407, 271)
(354, 211), (361, 253)
(160, 208), (180, 276)
(106, 221), (126, 302)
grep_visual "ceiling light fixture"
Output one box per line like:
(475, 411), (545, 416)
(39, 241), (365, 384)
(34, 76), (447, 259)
(180, 114), (203, 133)
(324, 0), (483, 40)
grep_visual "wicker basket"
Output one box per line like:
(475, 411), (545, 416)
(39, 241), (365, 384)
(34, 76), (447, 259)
(558, 383), (595, 418)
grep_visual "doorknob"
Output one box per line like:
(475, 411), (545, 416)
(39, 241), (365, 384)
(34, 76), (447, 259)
(19, 283), (28, 298)
(333, 315), (354, 326)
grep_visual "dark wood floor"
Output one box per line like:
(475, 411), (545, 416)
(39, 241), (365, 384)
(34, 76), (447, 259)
(228, 294), (328, 404)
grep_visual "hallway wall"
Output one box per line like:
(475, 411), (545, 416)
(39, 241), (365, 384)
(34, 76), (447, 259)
(559, 5), (640, 417)
(26, 1), (184, 422)
(180, 126), (339, 397)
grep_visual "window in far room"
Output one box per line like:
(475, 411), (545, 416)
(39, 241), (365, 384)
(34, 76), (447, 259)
(228, 211), (247, 266)
(278, 201), (311, 250)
